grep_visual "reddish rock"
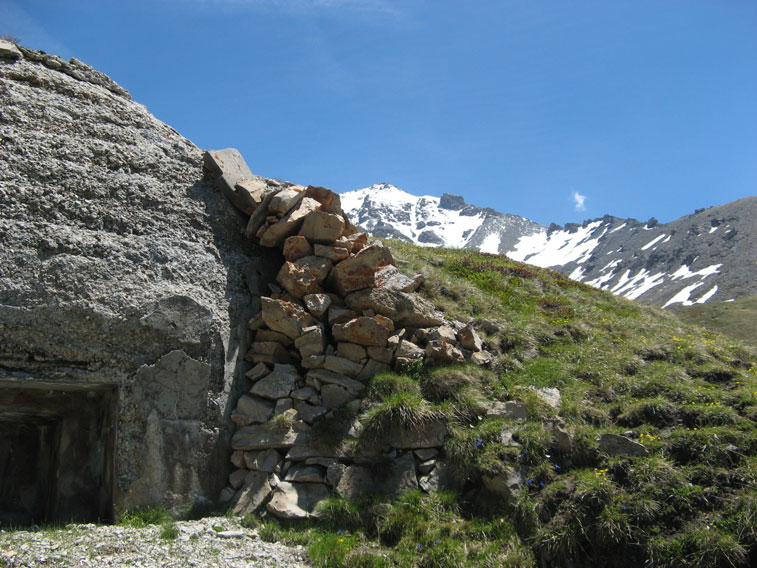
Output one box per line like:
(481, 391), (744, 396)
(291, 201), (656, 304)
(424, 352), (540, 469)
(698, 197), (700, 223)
(303, 186), (343, 214)
(332, 316), (391, 347)
(283, 236), (314, 261)
(261, 297), (315, 339)
(331, 244), (395, 296)
(259, 197), (321, 247)
(269, 186), (307, 216)
(276, 256), (332, 299)
(333, 232), (368, 253)
(299, 211), (345, 244)
(425, 340), (465, 365)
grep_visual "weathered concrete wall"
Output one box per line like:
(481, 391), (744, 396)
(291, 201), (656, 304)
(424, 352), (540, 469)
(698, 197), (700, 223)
(0, 47), (264, 513)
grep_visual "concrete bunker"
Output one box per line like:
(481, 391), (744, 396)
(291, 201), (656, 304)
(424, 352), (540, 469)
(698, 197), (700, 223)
(0, 380), (117, 527)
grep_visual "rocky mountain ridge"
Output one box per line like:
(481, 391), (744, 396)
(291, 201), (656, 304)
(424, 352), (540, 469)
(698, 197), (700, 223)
(342, 184), (756, 308)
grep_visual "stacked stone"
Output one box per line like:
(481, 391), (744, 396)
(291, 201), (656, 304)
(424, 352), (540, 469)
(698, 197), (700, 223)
(204, 149), (494, 519)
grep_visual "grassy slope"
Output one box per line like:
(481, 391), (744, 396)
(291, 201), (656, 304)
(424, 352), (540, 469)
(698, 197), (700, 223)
(671, 296), (757, 350)
(253, 242), (757, 568)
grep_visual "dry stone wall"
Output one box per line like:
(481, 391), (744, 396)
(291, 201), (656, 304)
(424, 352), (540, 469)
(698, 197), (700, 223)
(204, 149), (495, 518)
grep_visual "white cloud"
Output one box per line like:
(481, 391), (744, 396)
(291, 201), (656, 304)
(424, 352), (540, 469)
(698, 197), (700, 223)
(572, 191), (587, 211)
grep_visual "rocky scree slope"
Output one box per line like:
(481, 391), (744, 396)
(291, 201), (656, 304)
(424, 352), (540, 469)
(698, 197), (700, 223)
(0, 43), (263, 512)
(343, 184), (756, 308)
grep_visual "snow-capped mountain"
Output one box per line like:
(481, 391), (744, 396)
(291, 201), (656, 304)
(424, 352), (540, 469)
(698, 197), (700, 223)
(341, 183), (543, 252)
(341, 184), (757, 308)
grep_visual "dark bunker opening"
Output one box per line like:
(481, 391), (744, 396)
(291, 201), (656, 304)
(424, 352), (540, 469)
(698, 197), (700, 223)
(0, 380), (117, 527)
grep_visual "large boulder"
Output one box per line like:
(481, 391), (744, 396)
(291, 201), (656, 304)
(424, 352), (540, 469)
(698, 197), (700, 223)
(0, 49), (259, 514)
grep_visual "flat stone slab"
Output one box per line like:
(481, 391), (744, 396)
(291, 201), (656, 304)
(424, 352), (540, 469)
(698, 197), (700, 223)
(232, 394), (274, 425)
(0, 39), (22, 60)
(203, 148), (260, 213)
(306, 368), (366, 396)
(249, 364), (299, 400)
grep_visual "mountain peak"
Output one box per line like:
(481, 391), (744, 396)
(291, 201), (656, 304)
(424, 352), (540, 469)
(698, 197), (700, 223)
(439, 193), (467, 211)
(340, 183), (756, 308)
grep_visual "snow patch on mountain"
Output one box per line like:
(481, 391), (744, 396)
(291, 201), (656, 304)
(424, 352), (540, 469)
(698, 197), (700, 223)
(507, 221), (604, 266)
(341, 184), (756, 308)
(480, 233), (501, 254)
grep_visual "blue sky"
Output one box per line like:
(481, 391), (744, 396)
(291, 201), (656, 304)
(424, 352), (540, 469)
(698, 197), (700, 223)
(2, 0), (755, 226)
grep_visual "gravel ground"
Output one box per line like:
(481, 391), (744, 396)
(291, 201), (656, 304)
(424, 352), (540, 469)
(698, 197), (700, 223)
(0, 518), (313, 568)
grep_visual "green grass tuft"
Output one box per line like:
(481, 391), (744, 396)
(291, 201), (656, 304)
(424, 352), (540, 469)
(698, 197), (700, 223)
(117, 507), (173, 528)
